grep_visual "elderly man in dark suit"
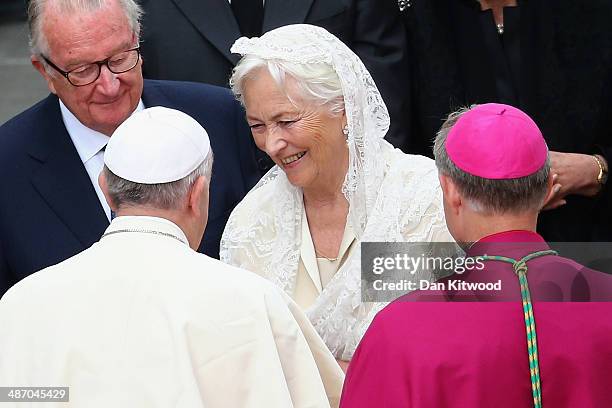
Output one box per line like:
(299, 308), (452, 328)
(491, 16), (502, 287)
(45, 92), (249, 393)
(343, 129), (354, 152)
(0, 0), (264, 295)
(139, 0), (411, 152)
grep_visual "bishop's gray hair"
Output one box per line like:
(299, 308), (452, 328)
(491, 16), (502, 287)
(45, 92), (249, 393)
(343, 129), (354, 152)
(230, 55), (346, 116)
(27, 0), (143, 56)
(103, 152), (214, 211)
(433, 106), (550, 215)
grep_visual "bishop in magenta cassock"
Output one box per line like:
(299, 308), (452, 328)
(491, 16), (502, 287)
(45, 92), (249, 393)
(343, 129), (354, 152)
(340, 104), (612, 408)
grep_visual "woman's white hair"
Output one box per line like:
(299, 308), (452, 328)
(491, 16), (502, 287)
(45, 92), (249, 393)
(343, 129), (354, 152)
(230, 55), (346, 115)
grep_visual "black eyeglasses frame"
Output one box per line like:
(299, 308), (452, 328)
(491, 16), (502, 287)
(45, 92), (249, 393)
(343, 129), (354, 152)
(41, 46), (141, 87)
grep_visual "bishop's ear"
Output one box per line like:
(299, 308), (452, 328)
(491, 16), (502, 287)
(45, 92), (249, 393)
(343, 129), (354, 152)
(439, 173), (463, 215)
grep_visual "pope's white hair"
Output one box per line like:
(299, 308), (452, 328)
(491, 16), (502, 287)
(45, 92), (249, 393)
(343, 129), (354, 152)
(230, 54), (345, 115)
(103, 152), (214, 211)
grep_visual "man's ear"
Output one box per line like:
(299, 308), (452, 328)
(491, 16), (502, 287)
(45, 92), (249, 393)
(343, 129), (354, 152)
(545, 169), (555, 199)
(188, 175), (209, 219)
(98, 171), (116, 211)
(439, 173), (462, 215)
(539, 169), (559, 210)
(31, 55), (57, 94)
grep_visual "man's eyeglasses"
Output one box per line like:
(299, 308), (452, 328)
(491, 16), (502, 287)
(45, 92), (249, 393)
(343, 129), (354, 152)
(41, 47), (141, 87)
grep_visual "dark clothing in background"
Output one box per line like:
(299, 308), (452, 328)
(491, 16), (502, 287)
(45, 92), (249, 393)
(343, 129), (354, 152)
(140, 0), (412, 154)
(402, 0), (612, 241)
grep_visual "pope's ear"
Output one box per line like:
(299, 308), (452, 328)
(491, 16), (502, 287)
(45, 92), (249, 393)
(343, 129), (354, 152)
(98, 171), (116, 211)
(188, 175), (209, 218)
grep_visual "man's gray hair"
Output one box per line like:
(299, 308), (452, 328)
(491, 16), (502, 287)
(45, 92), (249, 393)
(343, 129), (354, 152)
(230, 55), (345, 115)
(27, 0), (143, 56)
(103, 152), (214, 211)
(433, 106), (550, 214)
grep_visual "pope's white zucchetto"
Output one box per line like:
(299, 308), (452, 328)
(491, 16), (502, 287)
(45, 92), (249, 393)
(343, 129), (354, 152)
(105, 106), (211, 184)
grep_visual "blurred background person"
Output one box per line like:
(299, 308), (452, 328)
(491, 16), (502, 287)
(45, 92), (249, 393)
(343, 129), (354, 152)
(221, 24), (451, 370)
(340, 104), (612, 408)
(400, 0), (612, 242)
(139, 0), (411, 155)
(0, 107), (344, 408)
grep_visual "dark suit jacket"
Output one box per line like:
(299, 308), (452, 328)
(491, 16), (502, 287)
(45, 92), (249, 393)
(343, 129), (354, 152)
(140, 0), (411, 152)
(402, 0), (612, 241)
(0, 79), (262, 295)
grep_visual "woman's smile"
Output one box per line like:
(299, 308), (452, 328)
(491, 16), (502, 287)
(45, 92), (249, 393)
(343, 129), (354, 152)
(281, 151), (307, 166)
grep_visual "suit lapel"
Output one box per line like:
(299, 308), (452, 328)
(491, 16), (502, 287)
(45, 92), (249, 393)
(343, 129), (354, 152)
(262, 0), (314, 32)
(172, 0), (241, 64)
(141, 80), (180, 109)
(27, 95), (109, 247)
(141, 80), (161, 107)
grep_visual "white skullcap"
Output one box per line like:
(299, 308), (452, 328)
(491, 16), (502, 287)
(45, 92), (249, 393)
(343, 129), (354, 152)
(105, 106), (211, 184)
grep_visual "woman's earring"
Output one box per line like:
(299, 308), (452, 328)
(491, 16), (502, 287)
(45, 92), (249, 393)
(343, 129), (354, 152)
(342, 125), (349, 139)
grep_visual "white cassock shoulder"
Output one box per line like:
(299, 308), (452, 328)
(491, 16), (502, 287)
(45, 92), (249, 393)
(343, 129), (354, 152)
(0, 241), (343, 408)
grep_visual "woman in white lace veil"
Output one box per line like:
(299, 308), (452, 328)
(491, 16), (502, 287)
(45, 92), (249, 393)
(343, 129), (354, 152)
(221, 24), (452, 365)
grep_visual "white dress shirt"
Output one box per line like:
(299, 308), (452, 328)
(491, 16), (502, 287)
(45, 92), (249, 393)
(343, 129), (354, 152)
(59, 100), (145, 221)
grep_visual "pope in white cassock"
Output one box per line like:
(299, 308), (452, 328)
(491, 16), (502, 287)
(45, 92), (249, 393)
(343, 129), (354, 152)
(0, 107), (344, 407)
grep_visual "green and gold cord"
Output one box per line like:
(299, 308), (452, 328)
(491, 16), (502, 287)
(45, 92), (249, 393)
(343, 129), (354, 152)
(478, 249), (557, 408)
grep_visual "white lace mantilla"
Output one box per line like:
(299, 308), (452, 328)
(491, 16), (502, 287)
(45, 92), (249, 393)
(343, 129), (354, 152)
(222, 25), (451, 360)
